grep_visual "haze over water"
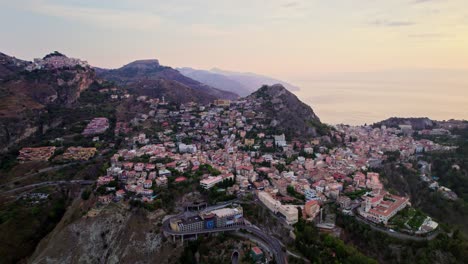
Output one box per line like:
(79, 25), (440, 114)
(292, 70), (468, 125)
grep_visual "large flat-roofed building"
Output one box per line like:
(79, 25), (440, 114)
(170, 215), (204, 232)
(258, 191), (299, 224)
(210, 206), (244, 227)
(170, 205), (244, 233)
(359, 194), (409, 224)
(200, 176), (223, 189)
(213, 99), (231, 107)
(258, 191), (282, 213)
(279, 205), (299, 224)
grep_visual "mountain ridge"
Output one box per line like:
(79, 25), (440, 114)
(96, 60), (239, 102)
(178, 67), (300, 96)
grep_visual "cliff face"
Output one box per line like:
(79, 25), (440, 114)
(248, 84), (327, 138)
(0, 52), (96, 153)
(30, 201), (178, 264)
(97, 59), (239, 102)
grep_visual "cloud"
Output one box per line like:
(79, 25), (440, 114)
(369, 19), (415, 27)
(21, 1), (161, 31)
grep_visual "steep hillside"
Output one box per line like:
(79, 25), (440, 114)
(0, 52), (96, 153)
(97, 60), (238, 102)
(127, 79), (216, 104)
(29, 201), (177, 264)
(0, 52), (31, 80)
(248, 84), (328, 138)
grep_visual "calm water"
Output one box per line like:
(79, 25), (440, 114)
(292, 71), (468, 125)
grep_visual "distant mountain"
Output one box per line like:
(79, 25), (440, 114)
(0, 52), (97, 152)
(248, 84), (327, 138)
(96, 60), (238, 102)
(177, 67), (300, 96)
(373, 117), (436, 130)
(177, 67), (252, 96)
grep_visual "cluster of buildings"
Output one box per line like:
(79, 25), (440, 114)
(25, 54), (89, 71)
(85, 94), (448, 234)
(419, 161), (459, 201)
(82, 117), (110, 136)
(18, 146), (56, 162)
(169, 204), (244, 233)
(200, 174), (234, 190)
(60, 147), (97, 161)
(359, 192), (410, 225)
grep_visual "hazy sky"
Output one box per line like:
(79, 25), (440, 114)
(1, 0), (468, 80)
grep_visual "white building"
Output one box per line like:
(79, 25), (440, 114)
(274, 134), (287, 147)
(258, 191), (299, 225)
(200, 176), (223, 189)
(178, 143), (197, 153)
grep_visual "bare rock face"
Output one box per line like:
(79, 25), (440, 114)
(248, 84), (328, 139)
(30, 203), (176, 264)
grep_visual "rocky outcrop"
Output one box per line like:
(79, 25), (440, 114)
(30, 202), (176, 264)
(0, 52), (96, 153)
(248, 84), (328, 138)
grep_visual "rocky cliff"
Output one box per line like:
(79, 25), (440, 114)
(248, 84), (328, 138)
(30, 200), (179, 264)
(0, 52), (96, 153)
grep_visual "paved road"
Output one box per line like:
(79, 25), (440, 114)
(1, 180), (94, 195)
(162, 215), (287, 264)
(0, 162), (84, 189)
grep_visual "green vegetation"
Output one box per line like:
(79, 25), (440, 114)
(287, 185), (305, 201)
(406, 209), (427, 230)
(384, 150), (401, 163)
(415, 126), (468, 234)
(195, 164), (221, 176)
(345, 189), (369, 200)
(388, 207), (427, 231)
(307, 119), (332, 136)
(204, 178), (236, 204)
(337, 213), (468, 264)
(294, 218), (377, 264)
(81, 189), (91, 200)
(0, 192), (70, 263)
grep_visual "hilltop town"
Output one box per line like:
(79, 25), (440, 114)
(16, 87), (449, 241)
(2, 51), (467, 264)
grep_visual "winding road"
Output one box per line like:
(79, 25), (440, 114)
(162, 213), (287, 264)
(1, 180), (94, 195)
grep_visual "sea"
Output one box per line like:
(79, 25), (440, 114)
(291, 70), (468, 125)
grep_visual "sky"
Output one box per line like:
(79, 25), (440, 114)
(1, 0), (467, 79)
(1, 0), (467, 124)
